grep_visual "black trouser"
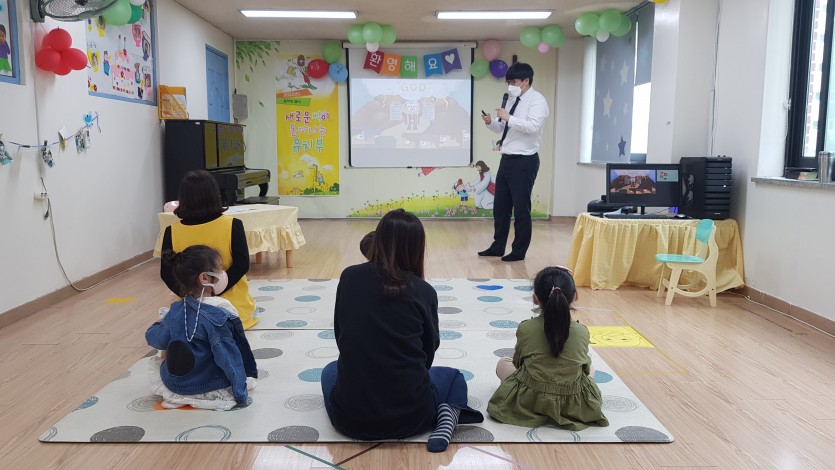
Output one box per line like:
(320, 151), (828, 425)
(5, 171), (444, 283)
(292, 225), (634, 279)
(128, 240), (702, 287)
(489, 153), (540, 256)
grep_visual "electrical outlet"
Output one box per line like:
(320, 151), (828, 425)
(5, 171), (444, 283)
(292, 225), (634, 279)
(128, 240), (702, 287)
(34, 190), (48, 200)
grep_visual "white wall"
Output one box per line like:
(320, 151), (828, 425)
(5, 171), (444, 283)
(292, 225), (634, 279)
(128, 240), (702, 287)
(0, 0), (233, 315)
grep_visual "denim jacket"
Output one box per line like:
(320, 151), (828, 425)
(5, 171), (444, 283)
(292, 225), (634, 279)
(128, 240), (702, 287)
(145, 296), (257, 404)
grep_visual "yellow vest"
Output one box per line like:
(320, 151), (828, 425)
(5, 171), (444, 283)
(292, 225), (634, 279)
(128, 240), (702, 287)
(171, 215), (258, 329)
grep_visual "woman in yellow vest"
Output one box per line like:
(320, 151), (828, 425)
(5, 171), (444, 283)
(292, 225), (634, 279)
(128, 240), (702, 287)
(160, 170), (258, 329)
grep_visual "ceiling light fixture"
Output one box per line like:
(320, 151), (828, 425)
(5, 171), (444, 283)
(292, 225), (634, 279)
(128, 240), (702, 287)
(241, 10), (357, 19)
(436, 11), (552, 20)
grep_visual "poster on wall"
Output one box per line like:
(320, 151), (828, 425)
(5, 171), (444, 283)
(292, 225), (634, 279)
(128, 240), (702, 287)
(275, 53), (340, 196)
(85, 0), (156, 104)
(0, 0), (21, 85)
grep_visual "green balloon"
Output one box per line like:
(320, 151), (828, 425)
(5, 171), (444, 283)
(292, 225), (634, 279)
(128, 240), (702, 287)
(380, 25), (397, 45)
(322, 41), (342, 64)
(541, 24), (565, 48)
(103, 0), (132, 26)
(362, 23), (382, 43)
(575, 12), (599, 36)
(520, 26), (541, 49)
(599, 10), (623, 33)
(612, 16), (633, 37)
(348, 24), (365, 45)
(127, 4), (142, 24)
(471, 59), (489, 79)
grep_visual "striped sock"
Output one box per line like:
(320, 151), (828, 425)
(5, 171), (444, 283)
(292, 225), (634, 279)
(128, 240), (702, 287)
(427, 403), (460, 452)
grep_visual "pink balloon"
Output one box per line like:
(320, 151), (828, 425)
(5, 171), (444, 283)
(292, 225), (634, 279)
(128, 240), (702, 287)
(537, 41), (550, 54)
(482, 39), (501, 61)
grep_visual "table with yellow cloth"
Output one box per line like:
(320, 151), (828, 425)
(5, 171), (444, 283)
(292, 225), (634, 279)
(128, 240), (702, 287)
(154, 204), (306, 267)
(567, 213), (744, 292)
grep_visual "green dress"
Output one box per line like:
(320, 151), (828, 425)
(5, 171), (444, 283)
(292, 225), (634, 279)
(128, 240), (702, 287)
(487, 318), (609, 430)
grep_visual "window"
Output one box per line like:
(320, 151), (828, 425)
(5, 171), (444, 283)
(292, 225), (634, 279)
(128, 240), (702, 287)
(786, 0), (834, 170)
(590, 3), (654, 163)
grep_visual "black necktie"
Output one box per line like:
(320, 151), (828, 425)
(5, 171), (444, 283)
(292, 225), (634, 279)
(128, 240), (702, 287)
(498, 97), (520, 148)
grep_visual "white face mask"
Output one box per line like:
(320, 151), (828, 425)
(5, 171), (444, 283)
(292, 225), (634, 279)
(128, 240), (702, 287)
(507, 85), (522, 97)
(201, 271), (228, 295)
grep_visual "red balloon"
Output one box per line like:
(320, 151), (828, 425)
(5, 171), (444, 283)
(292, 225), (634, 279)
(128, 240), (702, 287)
(307, 59), (329, 79)
(44, 28), (73, 52)
(62, 48), (89, 71)
(35, 48), (62, 72)
(53, 63), (72, 76)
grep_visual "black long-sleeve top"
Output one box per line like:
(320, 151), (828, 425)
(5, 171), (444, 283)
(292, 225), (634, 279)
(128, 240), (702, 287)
(160, 215), (249, 296)
(329, 262), (440, 440)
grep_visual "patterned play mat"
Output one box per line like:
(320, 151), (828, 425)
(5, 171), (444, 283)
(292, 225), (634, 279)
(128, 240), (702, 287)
(42, 279), (673, 444)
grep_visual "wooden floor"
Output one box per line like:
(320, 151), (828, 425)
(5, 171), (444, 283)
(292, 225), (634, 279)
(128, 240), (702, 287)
(1, 218), (833, 469)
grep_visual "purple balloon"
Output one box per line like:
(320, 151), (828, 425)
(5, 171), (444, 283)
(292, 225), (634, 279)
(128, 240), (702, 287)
(489, 60), (508, 79)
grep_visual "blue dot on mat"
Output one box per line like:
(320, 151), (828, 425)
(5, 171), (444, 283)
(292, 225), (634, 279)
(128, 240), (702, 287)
(468, 278), (490, 282)
(317, 330), (336, 339)
(489, 320), (519, 329)
(298, 368), (324, 382)
(295, 295), (321, 302)
(258, 285), (284, 291)
(277, 320), (308, 328)
(255, 307), (266, 314)
(433, 285), (454, 291)
(476, 285), (503, 290)
(439, 330), (462, 340)
(514, 285), (533, 291)
(477, 296), (503, 302)
(459, 369), (474, 381)
(438, 307), (462, 314)
(594, 371), (613, 383)
(75, 396), (99, 410)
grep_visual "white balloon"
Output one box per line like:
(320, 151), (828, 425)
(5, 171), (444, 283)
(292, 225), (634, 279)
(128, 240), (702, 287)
(129, 0), (145, 5)
(366, 42), (379, 53)
(596, 31), (610, 42)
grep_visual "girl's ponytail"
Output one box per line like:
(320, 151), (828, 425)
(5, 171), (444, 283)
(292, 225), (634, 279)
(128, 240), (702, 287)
(533, 267), (576, 358)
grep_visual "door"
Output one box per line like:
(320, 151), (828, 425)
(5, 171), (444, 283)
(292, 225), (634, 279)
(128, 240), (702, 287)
(206, 45), (230, 122)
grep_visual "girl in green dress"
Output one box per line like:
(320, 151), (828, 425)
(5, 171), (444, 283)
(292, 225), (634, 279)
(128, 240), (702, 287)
(487, 266), (609, 430)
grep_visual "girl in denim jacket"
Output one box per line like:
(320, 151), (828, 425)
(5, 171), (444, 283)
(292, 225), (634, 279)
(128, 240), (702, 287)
(146, 245), (257, 410)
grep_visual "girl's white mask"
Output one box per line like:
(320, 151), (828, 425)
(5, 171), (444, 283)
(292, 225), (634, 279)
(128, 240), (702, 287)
(202, 271), (228, 295)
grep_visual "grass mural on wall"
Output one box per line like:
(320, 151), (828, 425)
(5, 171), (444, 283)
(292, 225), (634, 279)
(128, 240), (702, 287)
(347, 191), (548, 218)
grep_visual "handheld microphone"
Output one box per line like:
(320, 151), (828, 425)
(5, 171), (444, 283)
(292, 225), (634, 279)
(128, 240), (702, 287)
(499, 93), (509, 121)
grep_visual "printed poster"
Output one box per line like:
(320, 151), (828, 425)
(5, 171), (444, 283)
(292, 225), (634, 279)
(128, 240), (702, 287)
(275, 54), (340, 195)
(85, 0), (156, 104)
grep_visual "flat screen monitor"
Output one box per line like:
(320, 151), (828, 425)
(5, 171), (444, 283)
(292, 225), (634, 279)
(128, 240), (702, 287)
(606, 163), (681, 208)
(217, 123), (245, 169)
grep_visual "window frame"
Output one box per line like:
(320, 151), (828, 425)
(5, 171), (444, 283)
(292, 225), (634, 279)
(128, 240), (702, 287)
(786, 0), (835, 170)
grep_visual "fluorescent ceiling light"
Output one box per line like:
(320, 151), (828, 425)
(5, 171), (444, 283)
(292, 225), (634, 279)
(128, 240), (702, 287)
(436, 11), (552, 20)
(241, 10), (357, 19)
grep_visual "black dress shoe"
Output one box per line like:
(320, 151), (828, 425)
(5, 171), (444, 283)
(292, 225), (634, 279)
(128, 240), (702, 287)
(501, 253), (525, 262)
(478, 249), (503, 257)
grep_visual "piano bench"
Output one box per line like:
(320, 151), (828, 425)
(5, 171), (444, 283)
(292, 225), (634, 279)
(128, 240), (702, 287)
(239, 196), (280, 205)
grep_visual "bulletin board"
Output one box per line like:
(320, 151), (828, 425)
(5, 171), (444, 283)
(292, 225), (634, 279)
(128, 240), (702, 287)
(85, 0), (157, 105)
(0, 0), (21, 85)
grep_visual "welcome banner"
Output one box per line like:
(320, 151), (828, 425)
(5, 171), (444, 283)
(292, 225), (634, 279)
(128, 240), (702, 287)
(275, 54), (340, 195)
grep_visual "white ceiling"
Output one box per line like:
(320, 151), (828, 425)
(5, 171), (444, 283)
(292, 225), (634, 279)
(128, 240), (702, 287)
(175, 0), (641, 41)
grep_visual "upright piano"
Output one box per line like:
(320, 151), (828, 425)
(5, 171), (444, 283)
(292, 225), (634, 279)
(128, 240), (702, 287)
(163, 120), (274, 206)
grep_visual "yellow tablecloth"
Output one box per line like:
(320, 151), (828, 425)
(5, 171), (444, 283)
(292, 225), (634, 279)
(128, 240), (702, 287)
(567, 213), (744, 291)
(154, 204), (306, 257)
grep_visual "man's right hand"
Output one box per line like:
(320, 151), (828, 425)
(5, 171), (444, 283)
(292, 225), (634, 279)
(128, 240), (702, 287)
(481, 113), (492, 125)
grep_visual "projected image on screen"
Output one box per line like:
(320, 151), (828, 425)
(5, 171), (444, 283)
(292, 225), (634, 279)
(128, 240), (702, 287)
(348, 47), (473, 167)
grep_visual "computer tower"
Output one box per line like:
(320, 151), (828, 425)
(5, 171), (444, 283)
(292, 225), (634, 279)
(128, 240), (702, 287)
(162, 120), (218, 202)
(679, 157), (732, 220)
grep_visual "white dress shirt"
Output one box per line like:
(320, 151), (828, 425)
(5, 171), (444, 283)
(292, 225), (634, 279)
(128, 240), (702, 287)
(486, 87), (550, 156)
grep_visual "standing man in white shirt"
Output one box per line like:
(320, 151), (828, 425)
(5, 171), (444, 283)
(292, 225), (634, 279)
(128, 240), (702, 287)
(479, 62), (550, 261)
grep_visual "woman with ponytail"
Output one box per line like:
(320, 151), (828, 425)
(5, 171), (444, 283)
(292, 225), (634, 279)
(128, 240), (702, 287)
(487, 266), (608, 430)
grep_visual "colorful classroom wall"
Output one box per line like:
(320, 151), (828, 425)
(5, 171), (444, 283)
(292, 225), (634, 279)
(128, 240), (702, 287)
(234, 39), (557, 219)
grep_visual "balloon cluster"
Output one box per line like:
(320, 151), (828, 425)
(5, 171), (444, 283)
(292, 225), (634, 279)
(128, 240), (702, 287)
(520, 25), (565, 54)
(307, 41), (348, 83)
(575, 10), (632, 43)
(347, 23), (396, 53)
(35, 29), (88, 76)
(101, 0), (146, 26)
(471, 39), (508, 80)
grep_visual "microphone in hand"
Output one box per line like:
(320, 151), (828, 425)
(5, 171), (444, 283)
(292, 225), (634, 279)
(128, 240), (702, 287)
(498, 93), (509, 122)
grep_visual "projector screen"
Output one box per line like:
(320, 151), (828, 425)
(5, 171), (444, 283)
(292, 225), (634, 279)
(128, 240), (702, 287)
(348, 45), (473, 168)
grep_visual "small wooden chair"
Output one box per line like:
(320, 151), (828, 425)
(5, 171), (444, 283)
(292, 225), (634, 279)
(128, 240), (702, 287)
(655, 219), (719, 307)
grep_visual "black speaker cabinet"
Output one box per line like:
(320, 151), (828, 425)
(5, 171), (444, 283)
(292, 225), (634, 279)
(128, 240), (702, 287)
(679, 156), (732, 220)
(162, 120), (219, 202)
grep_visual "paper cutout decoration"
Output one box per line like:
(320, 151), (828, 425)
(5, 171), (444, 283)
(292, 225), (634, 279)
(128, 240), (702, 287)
(363, 51), (383, 73)
(424, 53), (443, 77)
(400, 56), (418, 78)
(381, 53), (401, 77)
(441, 48), (462, 74)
